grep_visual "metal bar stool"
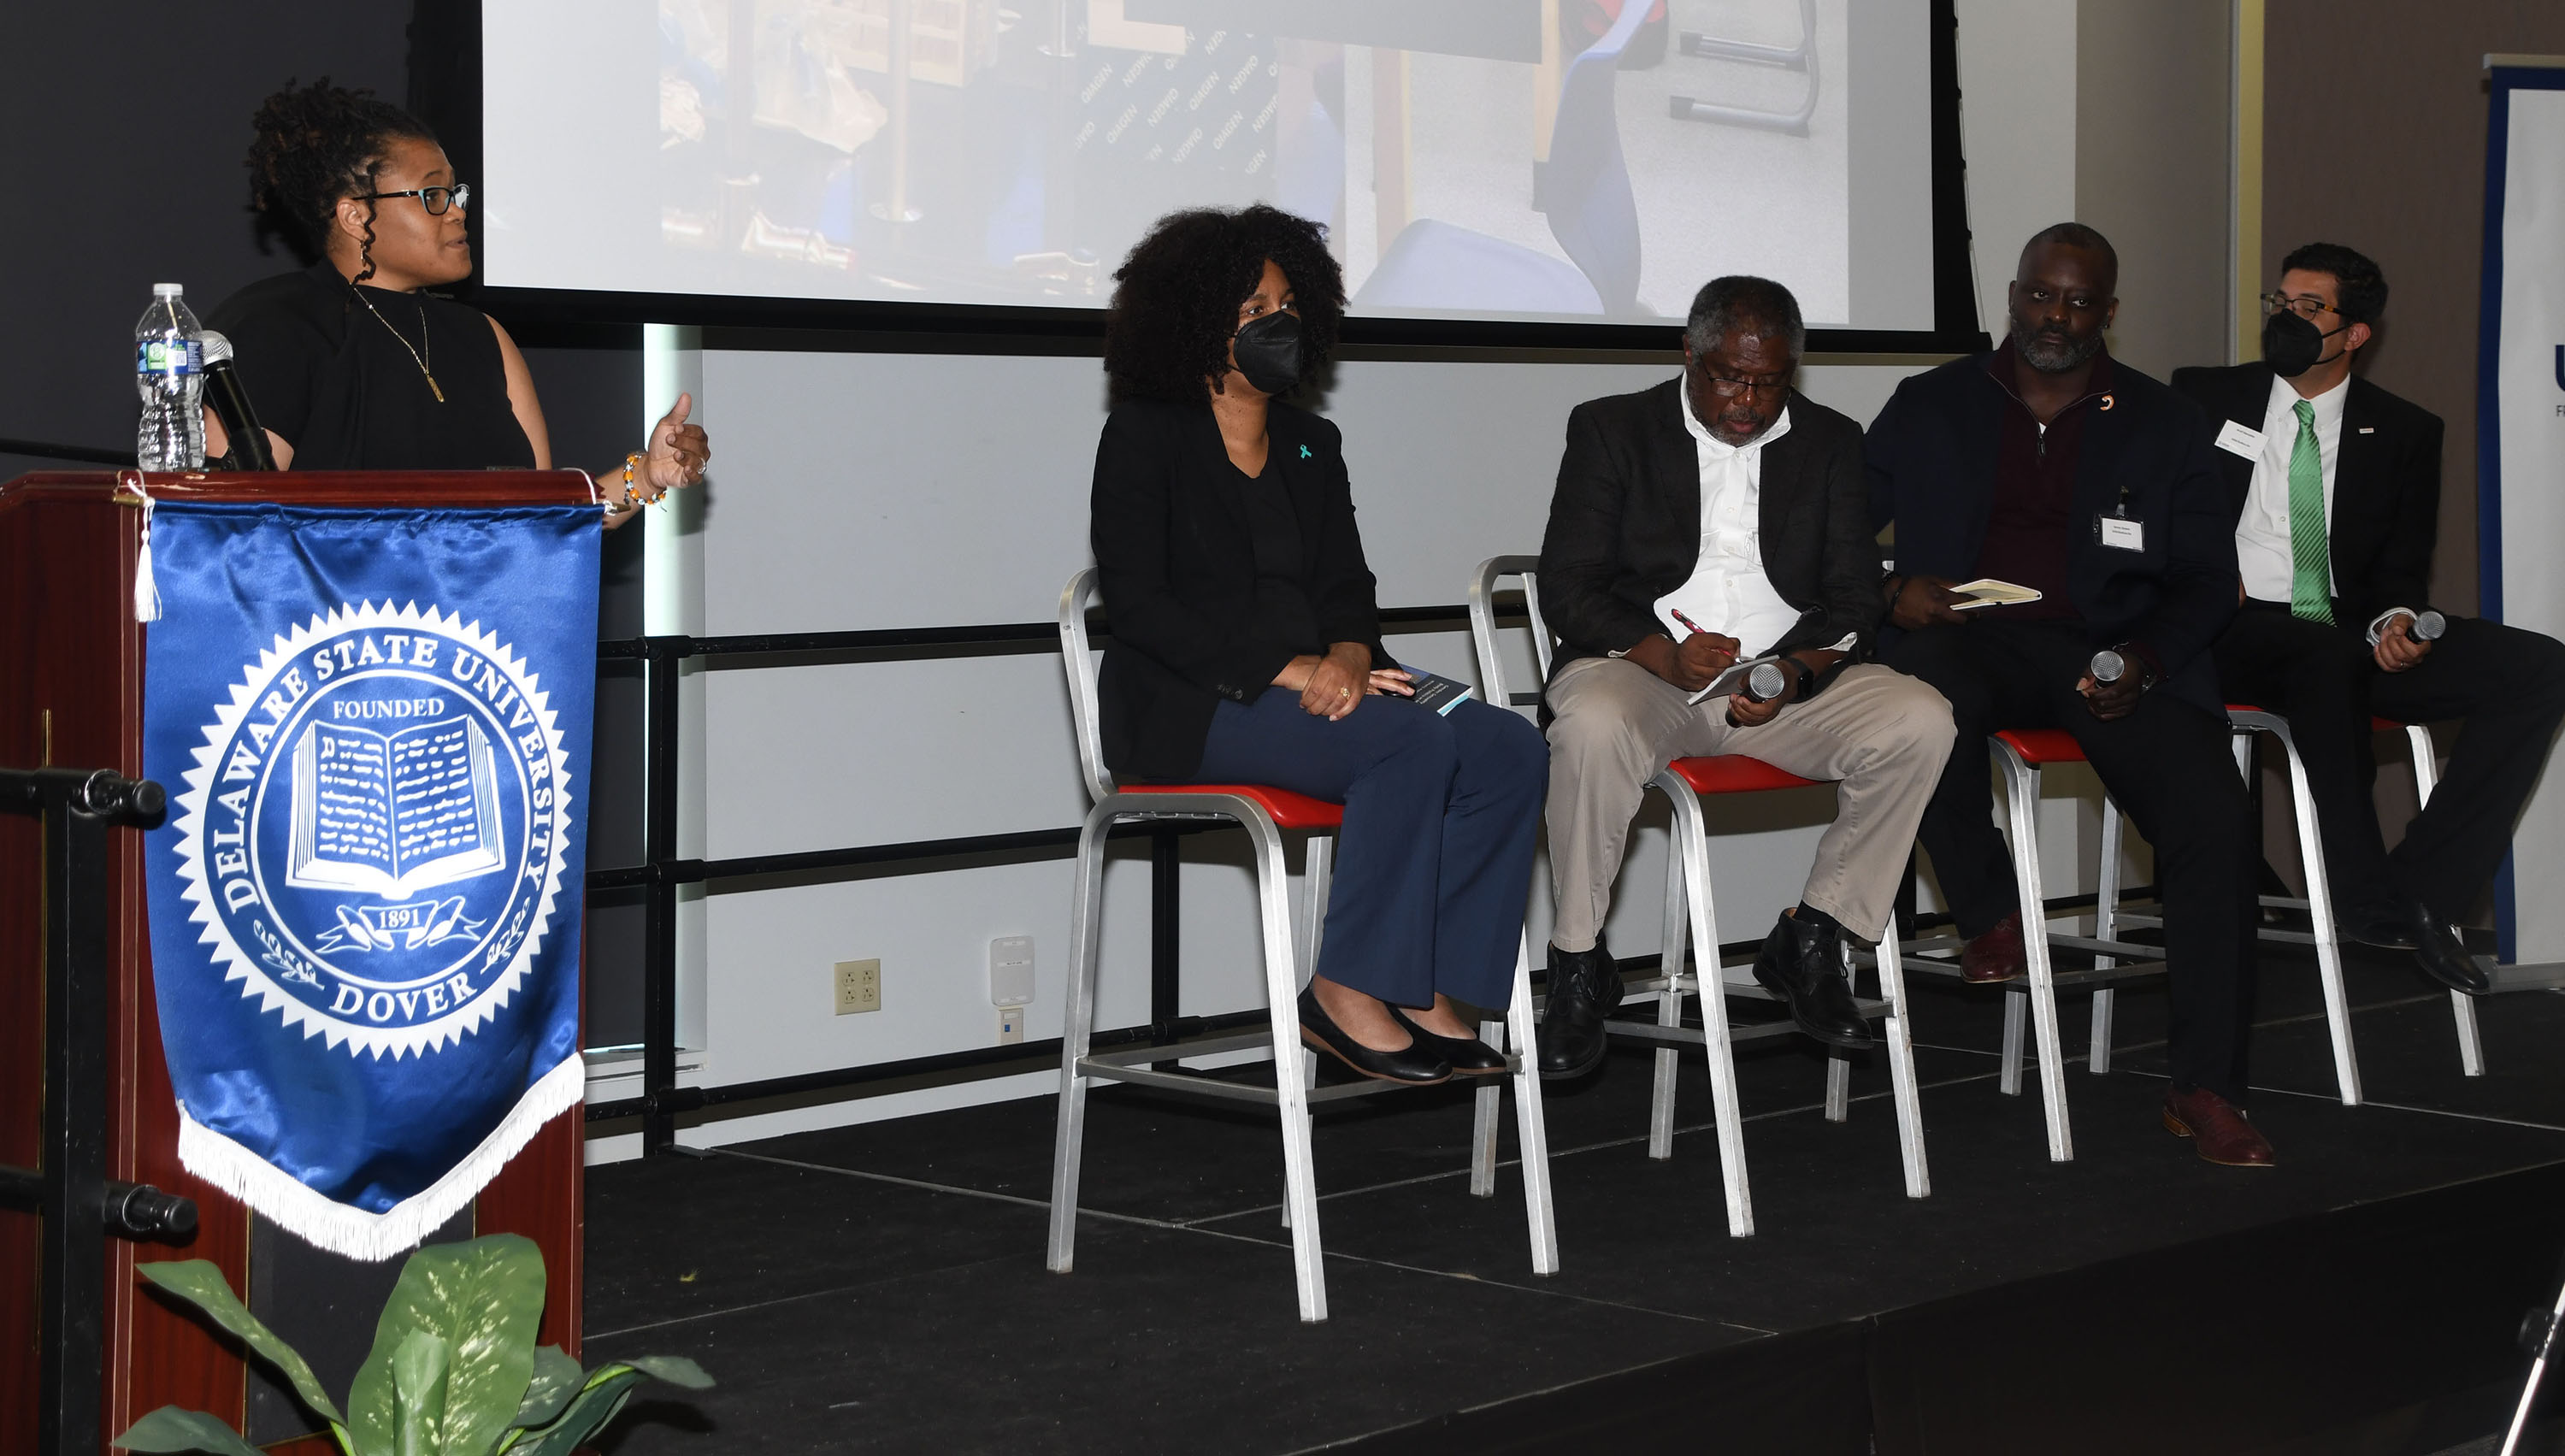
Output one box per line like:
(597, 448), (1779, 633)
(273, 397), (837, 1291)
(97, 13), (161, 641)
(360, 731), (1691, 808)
(1913, 707), (2372, 1159)
(1890, 730), (2167, 1163)
(1048, 569), (1560, 1323)
(2098, 707), (2363, 1105)
(1469, 556), (1928, 1238)
(2377, 716), (2485, 1074)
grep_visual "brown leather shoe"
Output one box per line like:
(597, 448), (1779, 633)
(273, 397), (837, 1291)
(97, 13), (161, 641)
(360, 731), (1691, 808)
(2162, 1086), (2276, 1167)
(1961, 911), (2026, 984)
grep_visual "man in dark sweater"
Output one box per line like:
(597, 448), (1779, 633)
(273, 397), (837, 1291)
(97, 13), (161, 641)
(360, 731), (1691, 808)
(1867, 224), (2268, 1166)
(2173, 243), (2565, 993)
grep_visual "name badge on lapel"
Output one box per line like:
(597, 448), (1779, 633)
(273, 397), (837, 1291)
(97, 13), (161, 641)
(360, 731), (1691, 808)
(2096, 514), (2145, 552)
(2214, 419), (2264, 458)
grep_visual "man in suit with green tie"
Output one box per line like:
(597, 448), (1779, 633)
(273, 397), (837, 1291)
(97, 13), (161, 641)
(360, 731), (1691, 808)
(2173, 243), (2565, 994)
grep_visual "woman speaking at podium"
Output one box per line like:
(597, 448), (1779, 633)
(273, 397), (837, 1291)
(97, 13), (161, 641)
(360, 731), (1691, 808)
(203, 80), (706, 525)
(1088, 205), (1548, 1086)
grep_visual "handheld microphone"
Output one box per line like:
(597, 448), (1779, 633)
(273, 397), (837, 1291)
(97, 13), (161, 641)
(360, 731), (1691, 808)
(2410, 610), (2446, 642)
(1745, 660), (1789, 702)
(2090, 649), (2126, 684)
(198, 332), (274, 471)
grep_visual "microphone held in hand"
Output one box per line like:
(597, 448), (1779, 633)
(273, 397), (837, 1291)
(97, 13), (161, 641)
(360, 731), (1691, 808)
(2410, 610), (2446, 642)
(1745, 660), (1790, 702)
(2089, 649), (2126, 684)
(198, 332), (274, 471)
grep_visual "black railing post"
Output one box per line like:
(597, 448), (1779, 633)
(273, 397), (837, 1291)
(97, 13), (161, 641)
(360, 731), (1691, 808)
(3, 765), (174, 1456)
(37, 789), (108, 1456)
(1150, 828), (1180, 1059)
(641, 635), (686, 1156)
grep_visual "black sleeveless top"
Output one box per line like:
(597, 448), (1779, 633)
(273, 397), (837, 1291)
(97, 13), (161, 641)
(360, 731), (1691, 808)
(205, 262), (536, 471)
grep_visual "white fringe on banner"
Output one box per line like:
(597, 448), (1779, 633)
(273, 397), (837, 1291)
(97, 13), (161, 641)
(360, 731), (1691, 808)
(122, 470), (162, 622)
(175, 1054), (587, 1262)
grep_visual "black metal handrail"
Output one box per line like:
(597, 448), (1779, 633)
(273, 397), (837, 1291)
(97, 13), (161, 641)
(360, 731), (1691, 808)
(3, 766), (197, 1456)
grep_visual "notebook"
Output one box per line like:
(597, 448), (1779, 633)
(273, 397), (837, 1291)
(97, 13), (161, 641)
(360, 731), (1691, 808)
(1948, 578), (2044, 610)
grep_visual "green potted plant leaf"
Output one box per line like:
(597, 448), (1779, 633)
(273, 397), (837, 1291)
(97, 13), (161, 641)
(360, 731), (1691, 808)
(113, 1232), (711, 1456)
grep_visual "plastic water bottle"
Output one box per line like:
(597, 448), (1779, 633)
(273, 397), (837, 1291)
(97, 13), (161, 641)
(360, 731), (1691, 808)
(134, 283), (205, 470)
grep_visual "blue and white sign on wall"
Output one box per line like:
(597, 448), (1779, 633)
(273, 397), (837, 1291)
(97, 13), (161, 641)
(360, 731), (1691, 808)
(2478, 60), (2565, 965)
(142, 502), (599, 1259)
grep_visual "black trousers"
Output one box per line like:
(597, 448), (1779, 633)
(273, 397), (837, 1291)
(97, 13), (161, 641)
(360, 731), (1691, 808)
(2214, 604), (2565, 923)
(1884, 620), (2257, 1102)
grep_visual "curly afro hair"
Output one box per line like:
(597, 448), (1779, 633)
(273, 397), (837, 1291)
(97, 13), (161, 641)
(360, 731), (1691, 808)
(247, 79), (439, 280)
(1103, 204), (1345, 405)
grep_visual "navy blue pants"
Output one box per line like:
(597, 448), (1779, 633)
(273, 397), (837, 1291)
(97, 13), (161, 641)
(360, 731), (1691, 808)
(1194, 690), (1548, 1011)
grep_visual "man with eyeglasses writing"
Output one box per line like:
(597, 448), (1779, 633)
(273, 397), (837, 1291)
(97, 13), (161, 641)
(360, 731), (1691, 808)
(1532, 276), (1955, 1079)
(1868, 224), (2269, 1166)
(2172, 244), (2565, 994)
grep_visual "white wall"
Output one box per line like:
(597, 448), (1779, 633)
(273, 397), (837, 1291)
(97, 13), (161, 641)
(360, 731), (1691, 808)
(1955, 0), (2078, 338)
(588, 1), (2128, 1161)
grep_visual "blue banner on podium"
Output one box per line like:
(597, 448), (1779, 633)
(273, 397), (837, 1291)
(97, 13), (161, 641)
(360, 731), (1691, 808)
(142, 502), (598, 1259)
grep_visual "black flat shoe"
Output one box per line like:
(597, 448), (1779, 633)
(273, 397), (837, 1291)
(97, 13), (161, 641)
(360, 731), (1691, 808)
(1388, 1006), (1508, 1076)
(1298, 987), (1452, 1085)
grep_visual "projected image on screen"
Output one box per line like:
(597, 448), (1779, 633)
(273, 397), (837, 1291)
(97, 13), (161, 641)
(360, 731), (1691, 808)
(486, 0), (1932, 329)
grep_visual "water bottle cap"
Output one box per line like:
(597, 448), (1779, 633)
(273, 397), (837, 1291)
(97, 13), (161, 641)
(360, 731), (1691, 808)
(153, 283), (184, 297)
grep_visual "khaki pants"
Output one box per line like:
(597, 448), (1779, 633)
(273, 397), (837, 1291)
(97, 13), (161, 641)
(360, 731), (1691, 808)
(1543, 657), (1955, 951)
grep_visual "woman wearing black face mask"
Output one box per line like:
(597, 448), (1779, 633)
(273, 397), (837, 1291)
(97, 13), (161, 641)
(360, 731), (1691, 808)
(1088, 205), (1549, 1086)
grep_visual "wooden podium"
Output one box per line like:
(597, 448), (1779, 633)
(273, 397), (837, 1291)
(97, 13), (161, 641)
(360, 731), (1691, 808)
(0, 472), (594, 1456)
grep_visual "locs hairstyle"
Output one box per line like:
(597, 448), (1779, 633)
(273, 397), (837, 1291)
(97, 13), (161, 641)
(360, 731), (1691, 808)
(245, 79), (439, 284)
(1103, 205), (1345, 405)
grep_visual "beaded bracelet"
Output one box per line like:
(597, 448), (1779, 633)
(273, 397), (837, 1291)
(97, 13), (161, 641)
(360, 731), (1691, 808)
(603, 451), (647, 517)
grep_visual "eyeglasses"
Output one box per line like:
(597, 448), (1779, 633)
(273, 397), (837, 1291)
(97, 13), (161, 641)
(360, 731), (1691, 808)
(360, 183), (472, 216)
(1701, 374), (1790, 399)
(2259, 290), (2338, 321)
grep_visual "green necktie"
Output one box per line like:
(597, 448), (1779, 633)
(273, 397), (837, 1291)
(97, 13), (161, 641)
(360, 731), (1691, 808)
(2286, 399), (2335, 625)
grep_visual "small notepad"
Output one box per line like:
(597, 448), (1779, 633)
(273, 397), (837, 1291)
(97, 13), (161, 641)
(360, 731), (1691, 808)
(1948, 579), (2044, 610)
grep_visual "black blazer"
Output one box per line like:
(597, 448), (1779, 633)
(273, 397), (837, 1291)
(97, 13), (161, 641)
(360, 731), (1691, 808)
(1089, 398), (1389, 781)
(1537, 379), (1882, 669)
(1865, 352), (2238, 714)
(2167, 361), (2443, 628)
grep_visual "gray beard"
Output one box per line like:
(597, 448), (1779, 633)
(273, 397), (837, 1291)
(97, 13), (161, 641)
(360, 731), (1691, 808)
(2010, 321), (2103, 374)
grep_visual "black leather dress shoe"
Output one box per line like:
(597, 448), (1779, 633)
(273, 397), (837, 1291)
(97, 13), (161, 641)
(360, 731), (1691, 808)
(2338, 901), (2420, 952)
(1297, 987), (1452, 1085)
(1389, 1006), (1508, 1076)
(1536, 940), (1622, 1082)
(1749, 911), (1874, 1049)
(2347, 898), (2489, 993)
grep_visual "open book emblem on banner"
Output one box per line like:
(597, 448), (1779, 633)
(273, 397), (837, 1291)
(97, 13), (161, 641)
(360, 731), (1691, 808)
(168, 602), (575, 1058)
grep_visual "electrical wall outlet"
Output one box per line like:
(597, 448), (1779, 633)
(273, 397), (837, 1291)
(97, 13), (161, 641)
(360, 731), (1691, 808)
(998, 1005), (1025, 1044)
(989, 935), (1035, 1006)
(834, 958), (881, 1015)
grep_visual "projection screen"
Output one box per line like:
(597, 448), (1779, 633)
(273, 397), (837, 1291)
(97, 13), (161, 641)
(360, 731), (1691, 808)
(481, 0), (1955, 337)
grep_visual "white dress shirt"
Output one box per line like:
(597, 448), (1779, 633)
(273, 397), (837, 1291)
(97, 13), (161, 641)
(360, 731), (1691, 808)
(2235, 372), (2345, 604)
(1656, 389), (1805, 655)
(2233, 372), (2413, 640)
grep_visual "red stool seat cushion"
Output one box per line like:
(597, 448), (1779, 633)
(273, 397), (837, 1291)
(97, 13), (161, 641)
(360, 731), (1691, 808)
(1123, 783), (1345, 829)
(2236, 705), (2413, 735)
(1663, 755), (1823, 793)
(1993, 728), (2086, 765)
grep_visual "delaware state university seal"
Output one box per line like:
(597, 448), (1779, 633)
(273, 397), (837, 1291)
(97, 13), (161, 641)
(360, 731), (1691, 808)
(170, 601), (575, 1058)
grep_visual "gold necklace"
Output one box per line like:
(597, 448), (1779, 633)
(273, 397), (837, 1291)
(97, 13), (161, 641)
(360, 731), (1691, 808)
(351, 286), (445, 403)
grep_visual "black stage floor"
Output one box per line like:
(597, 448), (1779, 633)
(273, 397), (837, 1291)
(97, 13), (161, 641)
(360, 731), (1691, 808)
(585, 939), (2565, 1455)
